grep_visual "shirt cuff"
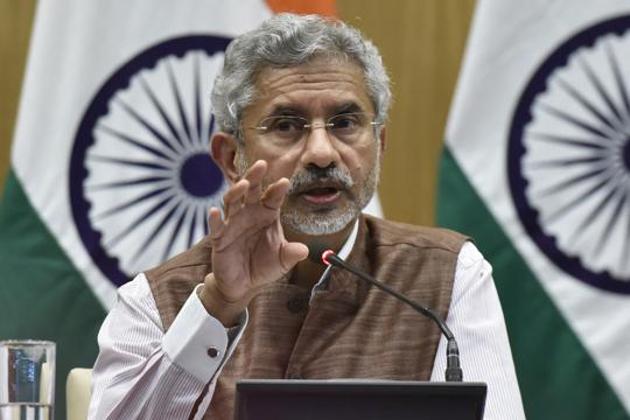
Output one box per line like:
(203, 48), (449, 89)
(162, 284), (247, 383)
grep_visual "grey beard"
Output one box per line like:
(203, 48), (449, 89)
(282, 161), (379, 236)
(235, 148), (380, 236)
(283, 166), (357, 235)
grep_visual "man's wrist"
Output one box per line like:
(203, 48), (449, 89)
(197, 275), (249, 327)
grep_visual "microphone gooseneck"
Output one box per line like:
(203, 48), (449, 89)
(309, 244), (463, 382)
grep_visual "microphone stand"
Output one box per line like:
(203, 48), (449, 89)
(321, 250), (463, 382)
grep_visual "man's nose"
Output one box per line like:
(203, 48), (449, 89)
(300, 123), (340, 168)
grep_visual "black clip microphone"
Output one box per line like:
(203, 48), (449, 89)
(310, 245), (463, 382)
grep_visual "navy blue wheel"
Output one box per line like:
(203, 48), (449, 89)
(509, 16), (630, 293)
(70, 35), (231, 286)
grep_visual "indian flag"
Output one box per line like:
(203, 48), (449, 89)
(438, 0), (630, 418)
(0, 0), (341, 417)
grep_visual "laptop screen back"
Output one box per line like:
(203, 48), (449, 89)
(235, 379), (487, 420)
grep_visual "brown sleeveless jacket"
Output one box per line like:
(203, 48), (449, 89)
(145, 215), (467, 420)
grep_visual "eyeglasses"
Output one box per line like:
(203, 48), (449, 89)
(247, 112), (381, 146)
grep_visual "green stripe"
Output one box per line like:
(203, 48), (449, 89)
(436, 147), (629, 419)
(0, 170), (106, 419)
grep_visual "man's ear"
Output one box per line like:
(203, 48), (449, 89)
(210, 132), (241, 183)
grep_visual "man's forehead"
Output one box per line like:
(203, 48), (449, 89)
(266, 101), (364, 117)
(250, 58), (373, 115)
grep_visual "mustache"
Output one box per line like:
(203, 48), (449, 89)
(287, 166), (354, 194)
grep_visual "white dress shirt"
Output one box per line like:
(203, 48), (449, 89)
(88, 230), (525, 419)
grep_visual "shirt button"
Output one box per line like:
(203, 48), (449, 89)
(287, 294), (308, 314)
(207, 347), (220, 358)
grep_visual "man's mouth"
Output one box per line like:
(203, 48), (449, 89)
(300, 186), (342, 205)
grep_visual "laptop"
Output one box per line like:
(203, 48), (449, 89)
(235, 379), (487, 420)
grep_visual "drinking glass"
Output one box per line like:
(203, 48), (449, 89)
(0, 340), (55, 420)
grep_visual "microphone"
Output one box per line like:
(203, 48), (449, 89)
(309, 244), (463, 382)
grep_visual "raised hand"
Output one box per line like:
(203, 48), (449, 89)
(199, 160), (309, 326)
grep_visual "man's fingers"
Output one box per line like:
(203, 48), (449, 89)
(242, 160), (267, 204)
(223, 179), (250, 217)
(242, 160), (267, 181)
(212, 161), (285, 249)
(279, 242), (309, 272)
(245, 178), (263, 205)
(208, 207), (223, 238)
(261, 178), (290, 210)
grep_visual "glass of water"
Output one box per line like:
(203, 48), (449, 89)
(0, 340), (55, 420)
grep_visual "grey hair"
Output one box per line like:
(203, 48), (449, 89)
(210, 13), (391, 137)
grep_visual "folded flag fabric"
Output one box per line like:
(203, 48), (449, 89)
(438, 0), (630, 418)
(0, 1), (341, 416)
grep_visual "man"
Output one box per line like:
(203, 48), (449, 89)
(88, 13), (525, 420)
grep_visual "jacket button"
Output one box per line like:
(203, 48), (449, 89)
(287, 295), (308, 314)
(207, 347), (220, 358)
